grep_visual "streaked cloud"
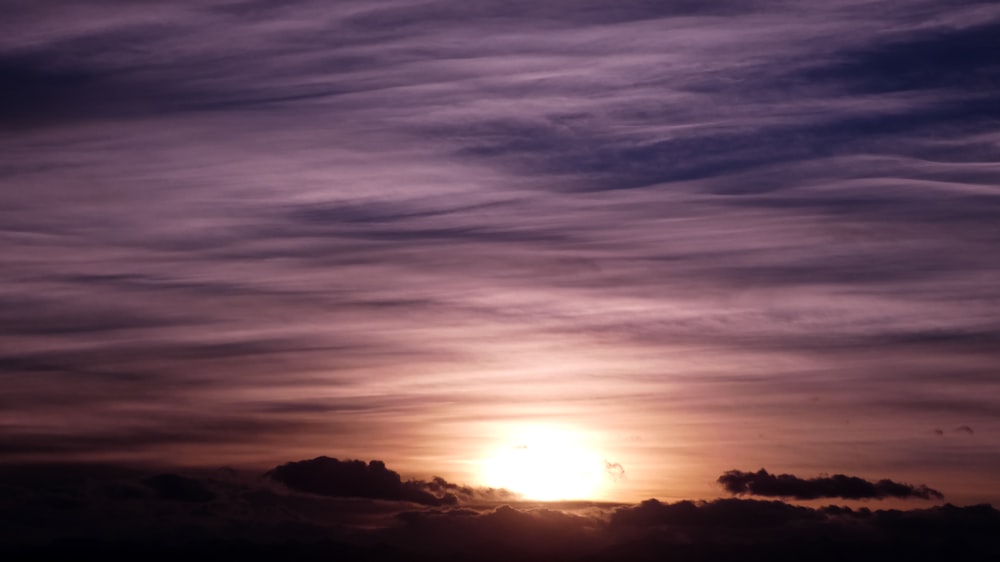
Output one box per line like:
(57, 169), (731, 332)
(1, 0), (998, 505)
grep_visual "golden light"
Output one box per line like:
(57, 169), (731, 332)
(479, 425), (608, 501)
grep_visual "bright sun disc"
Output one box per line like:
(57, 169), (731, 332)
(479, 426), (606, 501)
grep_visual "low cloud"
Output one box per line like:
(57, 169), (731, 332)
(718, 469), (944, 500)
(141, 473), (216, 503)
(604, 498), (1000, 561)
(1, 460), (997, 561)
(422, 475), (517, 503)
(392, 504), (604, 559)
(265, 456), (509, 506)
(609, 497), (823, 529)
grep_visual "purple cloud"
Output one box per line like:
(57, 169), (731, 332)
(1, 0), (999, 507)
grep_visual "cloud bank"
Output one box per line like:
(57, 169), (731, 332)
(0, 459), (996, 562)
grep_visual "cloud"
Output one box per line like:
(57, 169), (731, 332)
(609, 497), (823, 529)
(604, 499), (1000, 561)
(2, 0), (1000, 507)
(954, 425), (975, 435)
(718, 468), (944, 500)
(265, 456), (506, 506)
(141, 473), (216, 503)
(604, 461), (626, 481)
(391, 504), (605, 559)
(1, 459), (998, 561)
(801, 21), (1000, 95)
(422, 475), (517, 503)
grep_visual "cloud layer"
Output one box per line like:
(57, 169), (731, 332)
(0, 459), (996, 562)
(1, 0), (999, 504)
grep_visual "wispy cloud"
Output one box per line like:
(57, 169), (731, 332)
(1, 0), (999, 504)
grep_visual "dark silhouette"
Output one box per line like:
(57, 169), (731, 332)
(718, 468), (943, 500)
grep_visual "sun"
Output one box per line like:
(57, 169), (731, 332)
(479, 425), (607, 501)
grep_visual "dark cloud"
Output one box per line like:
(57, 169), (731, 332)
(602, 499), (1000, 562)
(718, 469), (944, 500)
(605, 461), (626, 481)
(608, 497), (824, 529)
(141, 473), (215, 503)
(2, 460), (997, 562)
(391, 504), (604, 560)
(0, 53), (113, 129)
(954, 425), (975, 435)
(802, 21), (1000, 94)
(0, 413), (329, 459)
(265, 456), (502, 506)
(339, 0), (756, 29)
(0, 47), (182, 130)
(872, 397), (1000, 419)
(421, 475), (517, 503)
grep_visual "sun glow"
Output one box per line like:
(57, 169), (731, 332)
(479, 425), (607, 501)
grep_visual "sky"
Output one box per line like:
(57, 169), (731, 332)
(2, 0), (1000, 526)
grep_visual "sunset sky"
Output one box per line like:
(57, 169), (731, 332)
(3, 0), (1000, 516)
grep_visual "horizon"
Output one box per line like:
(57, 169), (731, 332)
(2, 455), (997, 560)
